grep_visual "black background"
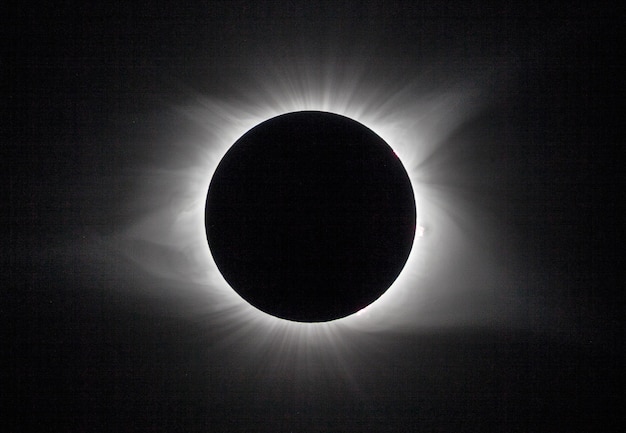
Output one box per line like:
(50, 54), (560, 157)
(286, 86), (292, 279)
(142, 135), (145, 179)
(3, 1), (622, 432)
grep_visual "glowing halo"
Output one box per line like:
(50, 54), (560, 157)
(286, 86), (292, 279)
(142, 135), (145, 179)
(114, 58), (498, 347)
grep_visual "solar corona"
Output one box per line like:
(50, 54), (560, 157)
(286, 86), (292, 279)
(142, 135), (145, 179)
(124, 60), (481, 334)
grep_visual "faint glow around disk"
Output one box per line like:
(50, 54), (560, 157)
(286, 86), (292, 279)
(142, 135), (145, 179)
(125, 61), (485, 339)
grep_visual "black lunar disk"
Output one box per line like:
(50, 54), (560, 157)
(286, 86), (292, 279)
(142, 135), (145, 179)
(205, 111), (415, 322)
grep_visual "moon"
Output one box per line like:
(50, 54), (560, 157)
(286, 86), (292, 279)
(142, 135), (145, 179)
(205, 111), (416, 322)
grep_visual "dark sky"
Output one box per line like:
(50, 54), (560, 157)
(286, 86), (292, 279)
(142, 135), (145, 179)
(3, 1), (622, 432)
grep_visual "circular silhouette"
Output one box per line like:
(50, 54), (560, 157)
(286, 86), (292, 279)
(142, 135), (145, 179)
(206, 111), (415, 322)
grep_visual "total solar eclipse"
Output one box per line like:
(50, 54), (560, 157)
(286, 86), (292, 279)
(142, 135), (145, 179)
(205, 111), (416, 322)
